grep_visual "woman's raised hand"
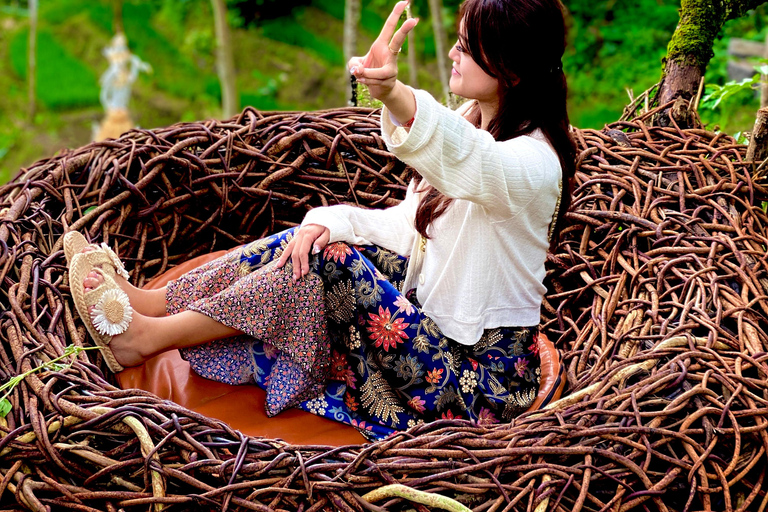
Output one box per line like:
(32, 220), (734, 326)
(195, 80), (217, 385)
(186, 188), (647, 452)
(349, 1), (418, 101)
(276, 224), (330, 281)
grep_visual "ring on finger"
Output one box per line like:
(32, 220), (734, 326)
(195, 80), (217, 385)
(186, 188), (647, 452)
(388, 45), (401, 55)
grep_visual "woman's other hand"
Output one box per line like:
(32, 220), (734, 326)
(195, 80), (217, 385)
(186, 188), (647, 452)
(276, 224), (330, 281)
(348, 1), (418, 101)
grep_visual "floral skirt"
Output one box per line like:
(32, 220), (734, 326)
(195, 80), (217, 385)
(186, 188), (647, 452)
(166, 228), (541, 441)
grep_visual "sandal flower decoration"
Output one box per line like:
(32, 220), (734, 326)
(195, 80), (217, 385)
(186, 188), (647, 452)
(100, 243), (130, 280)
(91, 288), (133, 336)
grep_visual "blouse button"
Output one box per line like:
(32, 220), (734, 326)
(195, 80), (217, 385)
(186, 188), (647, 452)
(418, 273), (425, 285)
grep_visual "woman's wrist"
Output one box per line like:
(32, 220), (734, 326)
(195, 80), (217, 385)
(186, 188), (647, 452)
(380, 82), (417, 128)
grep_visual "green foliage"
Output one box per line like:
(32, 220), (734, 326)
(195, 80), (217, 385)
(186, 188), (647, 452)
(0, 134), (12, 167)
(241, 91), (283, 110)
(121, 3), (208, 99)
(260, 13), (343, 65)
(10, 29), (99, 109)
(240, 70), (291, 110)
(42, 1), (112, 31)
(313, 0), (388, 36)
(34, 0), (215, 104)
(7, 0), (768, 181)
(355, 82), (383, 109)
(699, 5), (768, 134)
(701, 64), (768, 111)
(0, 345), (98, 418)
(563, 0), (680, 128)
(312, 0), (343, 20)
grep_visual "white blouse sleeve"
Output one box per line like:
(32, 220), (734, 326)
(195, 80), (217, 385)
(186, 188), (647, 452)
(381, 88), (561, 219)
(300, 180), (419, 257)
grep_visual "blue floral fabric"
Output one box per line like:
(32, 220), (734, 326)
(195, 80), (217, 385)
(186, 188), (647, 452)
(167, 228), (541, 441)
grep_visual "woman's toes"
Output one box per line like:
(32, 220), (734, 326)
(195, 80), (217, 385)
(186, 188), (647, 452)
(83, 271), (103, 292)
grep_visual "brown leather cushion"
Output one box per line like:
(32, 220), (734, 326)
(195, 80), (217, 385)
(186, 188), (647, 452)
(116, 251), (565, 444)
(117, 251), (367, 446)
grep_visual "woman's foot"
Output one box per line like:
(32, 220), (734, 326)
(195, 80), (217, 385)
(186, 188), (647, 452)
(75, 241), (245, 368)
(83, 269), (150, 368)
(79, 245), (168, 318)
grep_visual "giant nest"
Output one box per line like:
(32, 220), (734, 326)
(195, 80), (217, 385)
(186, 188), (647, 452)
(1, 104), (767, 512)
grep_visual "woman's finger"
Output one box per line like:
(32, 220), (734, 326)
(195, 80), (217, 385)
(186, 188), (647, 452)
(375, 1), (409, 46)
(316, 229), (330, 251)
(276, 237), (295, 268)
(294, 230), (316, 278)
(290, 233), (306, 279)
(357, 77), (394, 86)
(388, 17), (419, 54)
(363, 51), (375, 69)
(356, 67), (397, 81)
(348, 56), (365, 74)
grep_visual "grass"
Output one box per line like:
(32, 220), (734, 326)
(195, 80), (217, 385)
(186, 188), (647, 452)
(260, 11), (344, 65)
(123, 3), (209, 100)
(42, 0), (213, 101)
(312, 0), (400, 38)
(10, 29), (99, 110)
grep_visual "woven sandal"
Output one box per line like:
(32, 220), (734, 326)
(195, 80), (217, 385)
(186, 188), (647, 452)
(63, 231), (130, 281)
(66, 233), (133, 373)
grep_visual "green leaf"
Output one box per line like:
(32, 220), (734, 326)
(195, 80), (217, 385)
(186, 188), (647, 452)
(702, 76), (760, 111)
(733, 131), (750, 145)
(762, 201), (768, 214)
(755, 64), (768, 76)
(84, 206), (97, 215)
(0, 398), (11, 418)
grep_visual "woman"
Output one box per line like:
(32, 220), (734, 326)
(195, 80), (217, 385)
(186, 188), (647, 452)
(66, 0), (575, 441)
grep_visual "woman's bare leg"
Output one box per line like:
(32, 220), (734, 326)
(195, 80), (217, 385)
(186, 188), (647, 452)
(115, 275), (168, 317)
(83, 273), (241, 368)
(110, 310), (242, 367)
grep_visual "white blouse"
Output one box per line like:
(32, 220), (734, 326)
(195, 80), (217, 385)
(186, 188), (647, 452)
(301, 87), (561, 345)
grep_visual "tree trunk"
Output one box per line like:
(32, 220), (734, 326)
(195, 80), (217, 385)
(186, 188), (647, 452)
(747, 107), (768, 162)
(27, 0), (38, 122)
(344, 0), (361, 104)
(113, 0), (124, 34)
(658, 0), (768, 124)
(761, 31), (768, 108)
(343, 0), (361, 70)
(427, 0), (451, 106)
(211, 0), (238, 118)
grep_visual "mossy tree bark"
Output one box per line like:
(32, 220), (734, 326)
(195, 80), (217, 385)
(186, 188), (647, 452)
(660, 0), (768, 112)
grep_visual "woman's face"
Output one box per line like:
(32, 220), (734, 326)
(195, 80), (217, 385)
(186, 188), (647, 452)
(448, 22), (500, 105)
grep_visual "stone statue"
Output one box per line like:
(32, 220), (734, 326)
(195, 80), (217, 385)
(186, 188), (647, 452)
(94, 33), (151, 141)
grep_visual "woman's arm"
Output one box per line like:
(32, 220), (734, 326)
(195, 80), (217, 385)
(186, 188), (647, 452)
(277, 182), (419, 280)
(382, 89), (561, 216)
(350, 2), (558, 215)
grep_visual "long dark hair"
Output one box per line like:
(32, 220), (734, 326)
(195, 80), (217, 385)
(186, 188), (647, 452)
(414, 0), (576, 247)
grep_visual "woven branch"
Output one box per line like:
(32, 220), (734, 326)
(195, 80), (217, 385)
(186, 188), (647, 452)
(0, 105), (767, 511)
